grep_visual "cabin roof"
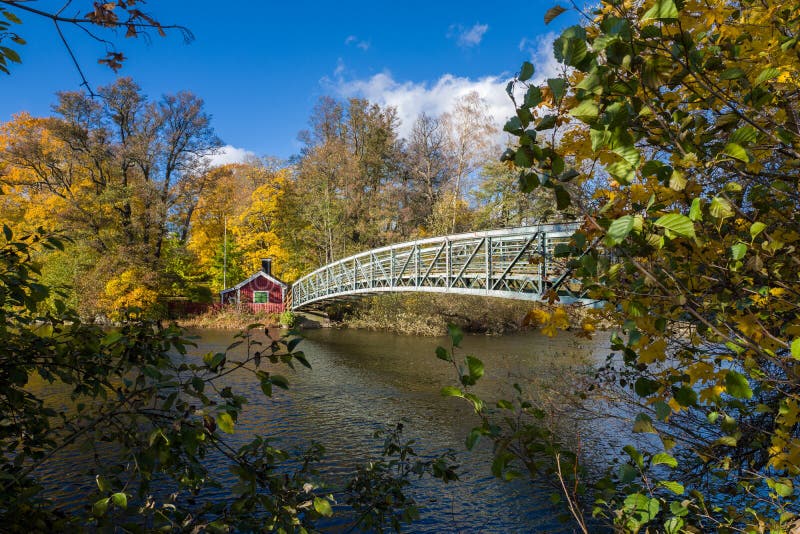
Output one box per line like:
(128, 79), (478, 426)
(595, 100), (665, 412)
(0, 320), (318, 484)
(220, 270), (287, 295)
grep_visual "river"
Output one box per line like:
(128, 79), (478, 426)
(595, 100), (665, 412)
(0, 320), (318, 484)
(35, 327), (611, 532)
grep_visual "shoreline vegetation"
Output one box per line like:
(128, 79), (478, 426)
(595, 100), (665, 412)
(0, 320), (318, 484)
(176, 294), (593, 336)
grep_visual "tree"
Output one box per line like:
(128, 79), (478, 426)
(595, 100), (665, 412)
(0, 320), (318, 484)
(0, 78), (221, 316)
(439, 92), (498, 233)
(472, 159), (554, 229)
(484, 0), (800, 530)
(402, 113), (452, 234)
(232, 167), (307, 282)
(294, 97), (405, 264)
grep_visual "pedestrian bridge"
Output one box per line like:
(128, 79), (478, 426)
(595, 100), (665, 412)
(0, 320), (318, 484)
(288, 223), (590, 311)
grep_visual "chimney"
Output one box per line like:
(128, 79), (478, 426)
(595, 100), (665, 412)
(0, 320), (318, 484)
(261, 258), (272, 276)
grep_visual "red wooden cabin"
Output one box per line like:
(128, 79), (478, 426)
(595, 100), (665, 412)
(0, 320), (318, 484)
(219, 258), (287, 313)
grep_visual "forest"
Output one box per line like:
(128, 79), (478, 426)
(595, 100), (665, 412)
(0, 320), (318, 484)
(0, 80), (562, 318)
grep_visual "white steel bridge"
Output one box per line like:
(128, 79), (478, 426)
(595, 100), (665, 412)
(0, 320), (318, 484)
(288, 223), (588, 311)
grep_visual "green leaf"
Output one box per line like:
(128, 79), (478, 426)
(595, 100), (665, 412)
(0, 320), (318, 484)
(731, 242), (747, 260)
(503, 116), (523, 135)
(607, 160), (635, 184)
(519, 61), (534, 81)
(96, 474), (112, 493)
(613, 144), (641, 168)
(652, 452), (677, 468)
(635, 377), (661, 397)
(730, 126), (758, 144)
(435, 346), (451, 362)
(642, 0), (678, 20)
(715, 435), (738, 447)
(653, 401), (671, 421)
(92, 497), (110, 517)
(791, 338), (800, 360)
(670, 501), (689, 517)
(755, 66), (780, 85)
(774, 480), (794, 498)
(466, 428), (482, 449)
(270, 374), (289, 389)
(725, 370), (753, 399)
(554, 186), (571, 209)
(440, 386), (463, 398)
(654, 213), (695, 238)
(720, 67), (745, 80)
(607, 215), (635, 244)
(723, 142), (749, 162)
(623, 444), (644, 468)
(569, 99), (599, 122)
(447, 323), (463, 347)
(710, 196), (734, 219)
(673, 386), (697, 407)
(547, 78), (567, 102)
(619, 463), (637, 483)
(750, 221), (766, 239)
(313, 497), (333, 517)
(665, 517), (685, 534)
(111, 492), (127, 509)
(465, 355), (484, 381)
(216, 412), (235, 434)
(659, 480), (685, 495)
(524, 86), (542, 107)
(689, 198), (702, 221)
(668, 170), (687, 191)
(2, 224), (11, 241)
(536, 114), (557, 131)
(623, 493), (660, 520)
(544, 5), (567, 24)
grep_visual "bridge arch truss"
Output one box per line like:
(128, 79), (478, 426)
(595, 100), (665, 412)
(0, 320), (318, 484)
(289, 223), (584, 311)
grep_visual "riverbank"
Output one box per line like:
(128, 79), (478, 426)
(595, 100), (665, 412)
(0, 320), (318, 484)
(175, 294), (592, 335)
(175, 308), (330, 330)
(336, 293), (592, 336)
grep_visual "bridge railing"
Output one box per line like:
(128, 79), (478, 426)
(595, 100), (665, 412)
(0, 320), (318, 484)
(290, 223), (582, 310)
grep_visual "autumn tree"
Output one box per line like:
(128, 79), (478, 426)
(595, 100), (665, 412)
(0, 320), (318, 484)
(402, 113), (453, 234)
(0, 78), (221, 315)
(472, 160), (553, 229)
(470, 0), (800, 530)
(293, 97), (405, 264)
(435, 92), (498, 234)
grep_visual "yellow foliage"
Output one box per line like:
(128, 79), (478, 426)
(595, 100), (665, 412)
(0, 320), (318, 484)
(103, 269), (158, 318)
(523, 307), (570, 337)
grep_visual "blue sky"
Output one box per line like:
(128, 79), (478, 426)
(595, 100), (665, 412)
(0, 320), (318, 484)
(1, 1), (576, 161)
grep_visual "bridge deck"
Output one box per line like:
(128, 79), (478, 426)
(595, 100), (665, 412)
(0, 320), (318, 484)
(289, 223), (584, 311)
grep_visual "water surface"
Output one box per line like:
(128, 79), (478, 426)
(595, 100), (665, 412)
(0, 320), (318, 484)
(35, 326), (609, 532)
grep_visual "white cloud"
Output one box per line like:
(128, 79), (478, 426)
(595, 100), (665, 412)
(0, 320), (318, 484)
(345, 35), (370, 51)
(206, 145), (257, 167)
(519, 32), (561, 78)
(334, 57), (346, 77)
(448, 23), (489, 48)
(329, 34), (559, 140)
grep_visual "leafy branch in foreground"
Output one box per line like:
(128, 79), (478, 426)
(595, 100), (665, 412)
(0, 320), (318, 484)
(344, 422), (459, 533)
(493, 0), (800, 531)
(435, 324), (593, 532)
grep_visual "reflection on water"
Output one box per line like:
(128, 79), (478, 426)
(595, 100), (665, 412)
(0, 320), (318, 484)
(33, 327), (608, 532)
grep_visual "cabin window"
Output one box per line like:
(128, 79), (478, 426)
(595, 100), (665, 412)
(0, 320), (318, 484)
(253, 291), (270, 303)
